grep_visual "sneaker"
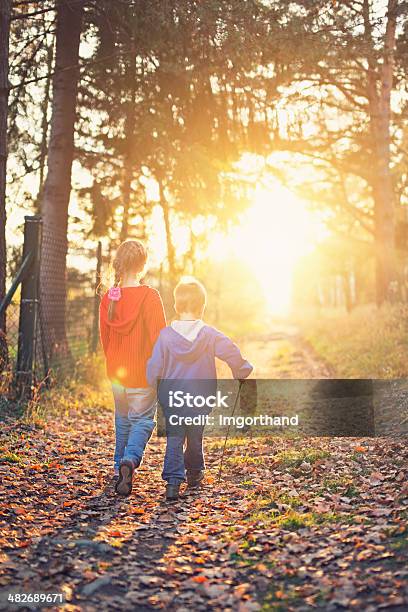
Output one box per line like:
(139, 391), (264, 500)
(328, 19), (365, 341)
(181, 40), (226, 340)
(166, 483), (181, 501)
(186, 470), (204, 488)
(115, 460), (135, 496)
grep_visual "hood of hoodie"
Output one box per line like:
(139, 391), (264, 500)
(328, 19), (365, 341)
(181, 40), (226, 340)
(100, 285), (151, 335)
(170, 319), (205, 342)
(162, 325), (213, 363)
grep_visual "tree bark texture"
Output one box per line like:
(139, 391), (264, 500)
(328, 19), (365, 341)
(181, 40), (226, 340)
(0, 0), (11, 369)
(40, 0), (84, 366)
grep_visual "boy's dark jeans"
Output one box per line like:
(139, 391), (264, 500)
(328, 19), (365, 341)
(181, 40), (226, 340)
(162, 423), (205, 485)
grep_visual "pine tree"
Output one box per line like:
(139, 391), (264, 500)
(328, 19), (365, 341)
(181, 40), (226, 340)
(78, 0), (277, 281)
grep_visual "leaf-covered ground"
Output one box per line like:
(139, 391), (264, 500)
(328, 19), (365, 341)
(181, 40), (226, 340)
(0, 414), (407, 611)
(0, 335), (407, 611)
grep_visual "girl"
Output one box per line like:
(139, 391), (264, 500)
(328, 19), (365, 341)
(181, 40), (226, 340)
(99, 240), (166, 496)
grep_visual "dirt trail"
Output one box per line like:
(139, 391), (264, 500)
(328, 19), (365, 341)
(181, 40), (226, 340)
(217, 324), (334, 379)
(1, 333), (407, 611)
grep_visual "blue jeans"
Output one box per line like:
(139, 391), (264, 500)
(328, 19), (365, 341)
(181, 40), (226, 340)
(112, 384), (157, 473)
(162, 424), (205, 485)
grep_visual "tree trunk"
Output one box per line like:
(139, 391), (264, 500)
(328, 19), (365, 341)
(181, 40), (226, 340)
(344, 272), (353, 313)
(158, 178), (177, 283)
(373, 179), (397, 305)
(119, 53), (137, 242)
(182, 224), (197, 276)
(40, 0), (83, 366)
(35, 34), (55, 211)
(0, 0), (11, 369)
(374, 0), (398, 305)
(364, 0), (398, 305)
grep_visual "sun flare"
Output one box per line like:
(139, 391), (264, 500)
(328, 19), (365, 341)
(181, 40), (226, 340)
(208, 182), (325, 314)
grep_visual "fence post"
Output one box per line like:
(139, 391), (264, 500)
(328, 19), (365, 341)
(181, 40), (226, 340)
(16, 215), (42, 398)
(91, 241), (102, 354)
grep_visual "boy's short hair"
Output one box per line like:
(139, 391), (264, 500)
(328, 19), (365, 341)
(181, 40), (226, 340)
(174, 278), (207, 315)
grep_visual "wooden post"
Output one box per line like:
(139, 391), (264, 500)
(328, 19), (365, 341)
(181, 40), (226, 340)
(16, 216), (42, 398)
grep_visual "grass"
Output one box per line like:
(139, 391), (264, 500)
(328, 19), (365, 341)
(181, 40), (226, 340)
(249, 508), (345, 530)
(0, 451), (22, 464)
(238, 481), (363, 532)
(261, 583), (328, 612)
(389, 532), (408, 551)
(295, 303), (408, 378)
(274, 448), (330, 468)
(239, 485), (352, 531)
(321, 477), (359, 497)
(223, 446), (330, 469)
(226, 455), (266, 466)
(387, 520), (408, 551)
(264, 432), (302, 443)
(207, 437), (251, 451)
(322, 476), (347, 492)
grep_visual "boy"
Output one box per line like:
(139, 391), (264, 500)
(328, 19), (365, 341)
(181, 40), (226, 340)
(146, 278), (253, 501)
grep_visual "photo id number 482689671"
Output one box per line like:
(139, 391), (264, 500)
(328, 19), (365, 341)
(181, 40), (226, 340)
(5, 592), (65, 606)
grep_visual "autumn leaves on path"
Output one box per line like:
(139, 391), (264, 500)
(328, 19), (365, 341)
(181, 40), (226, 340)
(0, 405), (407, 611)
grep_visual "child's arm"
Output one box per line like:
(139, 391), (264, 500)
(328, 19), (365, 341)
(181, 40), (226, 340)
(144, 289), (167, 345)
(146, 335), (164, 388)
(99, 295), (110, 355)
(214, 332), (253, 379)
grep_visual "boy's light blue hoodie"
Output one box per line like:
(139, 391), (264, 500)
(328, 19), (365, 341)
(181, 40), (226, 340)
(146, 321), (253, 414)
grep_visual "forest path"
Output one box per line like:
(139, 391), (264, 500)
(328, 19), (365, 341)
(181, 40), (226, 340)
(0, 333), (407, 611)
(217, 323), (334, 379)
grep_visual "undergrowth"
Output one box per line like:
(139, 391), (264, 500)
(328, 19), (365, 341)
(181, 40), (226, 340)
(295, 303), (408, 378)
(0, 353), (111, 429)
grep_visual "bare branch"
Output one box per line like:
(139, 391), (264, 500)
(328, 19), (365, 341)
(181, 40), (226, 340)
(11, 7), (55, 21)
(10, 45), (137, 89)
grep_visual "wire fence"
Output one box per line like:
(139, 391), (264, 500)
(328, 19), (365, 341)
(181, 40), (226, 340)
(38, 225), (102, 379)
(1, 216), (104, 398)
(1, 295), (20, 391)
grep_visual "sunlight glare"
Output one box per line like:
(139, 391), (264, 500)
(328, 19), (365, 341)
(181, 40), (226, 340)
(208, 182), (323, 314)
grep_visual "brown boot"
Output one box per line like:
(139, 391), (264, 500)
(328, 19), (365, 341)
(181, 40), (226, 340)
(187, 470), (204, 488)
(166, 483), (181, 501)
(115, 460), (134, 496)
